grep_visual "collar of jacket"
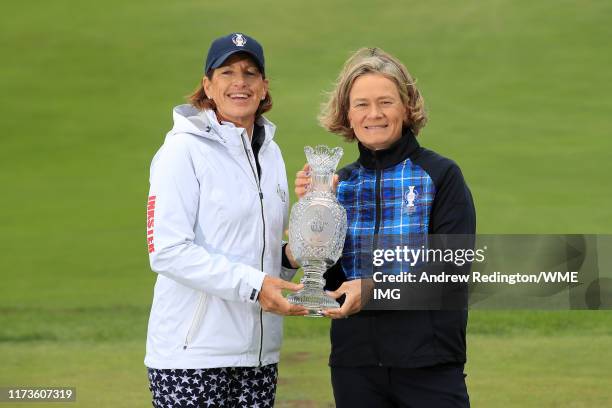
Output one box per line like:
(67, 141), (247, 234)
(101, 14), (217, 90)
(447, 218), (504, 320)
(169, 105), (276, 149)
(202, 109), (276, 148)
(357, 128), (420, 170)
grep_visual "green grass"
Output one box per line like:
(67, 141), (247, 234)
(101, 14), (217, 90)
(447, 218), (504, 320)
(1, 325), (611, 408)
(466, 334), (612, 407)
(2, 0), (612, 406)
(1, 311), (611, 407)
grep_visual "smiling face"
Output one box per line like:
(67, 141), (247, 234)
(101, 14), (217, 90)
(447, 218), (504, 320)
(203, 53), (268, 129)
(347, 73), (409, 150)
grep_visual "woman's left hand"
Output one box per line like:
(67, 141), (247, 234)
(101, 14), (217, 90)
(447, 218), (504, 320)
(322, 279), (373, 319)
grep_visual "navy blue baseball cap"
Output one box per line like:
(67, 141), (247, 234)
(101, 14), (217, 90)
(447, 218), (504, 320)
(204, 33), (265, 77)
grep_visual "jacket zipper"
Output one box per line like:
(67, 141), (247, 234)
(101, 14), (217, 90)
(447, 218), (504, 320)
(372, 152), (383, 366)
(239, 132), (266, 366)
(183, 293), (207, 349)
(372, 151), (382, 264)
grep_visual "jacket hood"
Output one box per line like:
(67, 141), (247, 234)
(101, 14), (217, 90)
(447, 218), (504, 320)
(167, 104), (276, 147)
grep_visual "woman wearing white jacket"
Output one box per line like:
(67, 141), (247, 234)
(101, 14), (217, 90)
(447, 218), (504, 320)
(145, 33), (306, 408)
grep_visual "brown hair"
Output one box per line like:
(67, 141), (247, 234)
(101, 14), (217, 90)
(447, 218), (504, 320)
(319, 47), (427, 141)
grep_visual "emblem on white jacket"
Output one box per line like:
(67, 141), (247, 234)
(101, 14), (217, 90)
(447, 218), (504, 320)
(276, 183), (287, 203)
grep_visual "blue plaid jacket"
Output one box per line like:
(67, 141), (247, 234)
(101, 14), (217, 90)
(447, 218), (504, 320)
(337, 151), (434, 279)
(326, 130), (476, 368)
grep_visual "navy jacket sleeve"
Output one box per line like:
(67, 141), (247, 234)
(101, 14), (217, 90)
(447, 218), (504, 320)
(416, 155), (476, 308)
(429, 162), (476, 235)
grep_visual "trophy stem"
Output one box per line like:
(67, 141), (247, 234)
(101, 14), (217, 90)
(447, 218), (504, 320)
(288, 260), (339, 317)
(301, 260), (326, 289)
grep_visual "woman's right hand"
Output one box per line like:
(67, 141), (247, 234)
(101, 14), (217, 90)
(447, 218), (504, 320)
(294, 163), (339, 199)
(258, 276), (308, 316)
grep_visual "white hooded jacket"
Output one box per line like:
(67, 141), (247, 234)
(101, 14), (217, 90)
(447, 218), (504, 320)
(145, 104), (294, 369)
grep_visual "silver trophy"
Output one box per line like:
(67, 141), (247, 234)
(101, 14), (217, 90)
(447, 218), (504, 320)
(288, 145), (347, 316)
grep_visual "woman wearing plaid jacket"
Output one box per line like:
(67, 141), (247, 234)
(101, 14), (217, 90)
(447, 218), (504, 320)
(295, 48), (475, 408)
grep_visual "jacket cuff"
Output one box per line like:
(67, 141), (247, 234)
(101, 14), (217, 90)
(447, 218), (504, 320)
(282, 243), (298, 269)
(241, 269), (266, 303)
(280, 266), (298, 282)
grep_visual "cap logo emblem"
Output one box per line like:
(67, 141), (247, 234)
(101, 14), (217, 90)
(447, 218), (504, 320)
(232, 34), (247, 47)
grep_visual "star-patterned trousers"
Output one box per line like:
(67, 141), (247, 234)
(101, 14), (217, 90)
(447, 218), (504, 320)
(147, 364), (278, 407)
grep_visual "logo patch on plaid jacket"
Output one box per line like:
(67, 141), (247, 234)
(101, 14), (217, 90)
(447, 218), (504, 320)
(403, 186), (418, 214)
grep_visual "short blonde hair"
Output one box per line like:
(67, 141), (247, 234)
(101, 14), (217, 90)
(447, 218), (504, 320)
(319, 47), (427, 141)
